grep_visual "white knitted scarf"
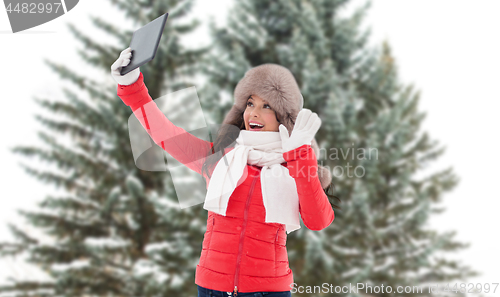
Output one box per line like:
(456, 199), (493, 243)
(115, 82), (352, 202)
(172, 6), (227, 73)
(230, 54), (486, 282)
(203, 130), (300, 234)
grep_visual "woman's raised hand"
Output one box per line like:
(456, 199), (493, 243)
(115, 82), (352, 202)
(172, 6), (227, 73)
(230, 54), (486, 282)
(279, 109), (321, 153)
(110, 47), (140, 86)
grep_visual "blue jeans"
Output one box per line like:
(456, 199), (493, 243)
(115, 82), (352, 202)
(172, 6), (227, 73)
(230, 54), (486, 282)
(197, 285), (292, 297)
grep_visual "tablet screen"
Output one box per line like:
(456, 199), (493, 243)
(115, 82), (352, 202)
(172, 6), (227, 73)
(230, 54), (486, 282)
(120, 13), (169, 75)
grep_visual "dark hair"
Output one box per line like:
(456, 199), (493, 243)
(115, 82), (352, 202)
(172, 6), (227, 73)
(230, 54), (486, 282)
(201, 111), (246, 180)
(325, 182), (342, 211)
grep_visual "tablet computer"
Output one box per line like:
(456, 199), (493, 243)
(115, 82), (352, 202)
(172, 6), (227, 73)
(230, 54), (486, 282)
(120, 13), (169, 75)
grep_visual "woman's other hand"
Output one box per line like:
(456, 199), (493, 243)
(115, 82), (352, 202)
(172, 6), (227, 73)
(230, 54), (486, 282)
(279, 109), (321, 153)
(111, 47), (140, 86)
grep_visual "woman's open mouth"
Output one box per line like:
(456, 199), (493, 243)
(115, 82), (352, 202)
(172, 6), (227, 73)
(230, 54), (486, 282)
(249, 122), (264, 131)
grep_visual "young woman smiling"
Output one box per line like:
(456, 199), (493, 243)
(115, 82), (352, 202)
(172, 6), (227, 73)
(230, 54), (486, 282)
(111, 48), (336, 296)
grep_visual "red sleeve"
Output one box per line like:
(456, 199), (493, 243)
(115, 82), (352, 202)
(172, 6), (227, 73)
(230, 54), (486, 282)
(117, 72), (213, 176)
(283, 144), (335, 231)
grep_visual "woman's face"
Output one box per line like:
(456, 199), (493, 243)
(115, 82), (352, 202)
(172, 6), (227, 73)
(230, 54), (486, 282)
(243, 95), (280, 132)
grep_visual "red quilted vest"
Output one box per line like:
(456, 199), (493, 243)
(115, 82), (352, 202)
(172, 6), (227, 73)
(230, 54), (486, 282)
(117, 73), (335, 293)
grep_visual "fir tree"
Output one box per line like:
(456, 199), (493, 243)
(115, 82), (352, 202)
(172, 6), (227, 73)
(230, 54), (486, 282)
(198, 0), (479, 296)
(0, 0), (208, 296)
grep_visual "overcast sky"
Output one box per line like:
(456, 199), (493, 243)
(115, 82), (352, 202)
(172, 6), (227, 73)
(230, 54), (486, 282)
(1, 0), (499, 294)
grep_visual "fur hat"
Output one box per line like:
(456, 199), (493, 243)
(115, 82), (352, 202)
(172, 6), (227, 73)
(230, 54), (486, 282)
(222, 63), (332, 190)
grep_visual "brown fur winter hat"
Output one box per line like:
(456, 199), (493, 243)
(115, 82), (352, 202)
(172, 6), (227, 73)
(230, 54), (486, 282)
(222, 63), (332, 190)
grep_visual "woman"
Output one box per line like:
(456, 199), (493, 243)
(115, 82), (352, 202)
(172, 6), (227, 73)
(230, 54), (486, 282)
(111, 48), (336, 297)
